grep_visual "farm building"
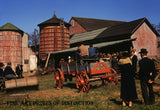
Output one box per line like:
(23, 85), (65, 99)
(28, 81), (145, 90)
(48, 17), (159, 67)
(0, 23), (35, 72)
(38, 13), (71, 60)
(69, 17), (159, 59)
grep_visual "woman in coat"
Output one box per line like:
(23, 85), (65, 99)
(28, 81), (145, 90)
(118, 51), (138, 107)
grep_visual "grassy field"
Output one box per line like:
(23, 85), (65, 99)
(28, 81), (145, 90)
(0, 72), (160, 110)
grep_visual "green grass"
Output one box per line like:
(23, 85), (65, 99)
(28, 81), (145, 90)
(0, 73), (160, 110)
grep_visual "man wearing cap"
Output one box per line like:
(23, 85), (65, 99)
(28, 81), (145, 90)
(138, 48), (156, 105)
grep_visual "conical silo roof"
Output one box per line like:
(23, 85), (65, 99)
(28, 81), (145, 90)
(0, 22), (24, 35)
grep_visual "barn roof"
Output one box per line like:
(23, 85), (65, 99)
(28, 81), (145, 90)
(96, 17), (159, 39)
(0, 22), (24, 35)
(38, 13), (71, 27)
(51, 38), (136, 55)
(70, 17), (160, 45)
(70, 17), (126, 31)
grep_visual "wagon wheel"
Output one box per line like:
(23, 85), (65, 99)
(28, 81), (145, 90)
(54, 68), (64, 89)
(102, 79), (107, 85)
(76, 71), (90, 93)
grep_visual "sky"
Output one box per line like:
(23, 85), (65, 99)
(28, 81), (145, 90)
(0, 0), (160, 34)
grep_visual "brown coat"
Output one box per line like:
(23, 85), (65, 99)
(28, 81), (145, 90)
(77, 44), (89, 56)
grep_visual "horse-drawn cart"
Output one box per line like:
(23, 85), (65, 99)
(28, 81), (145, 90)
(54, 58), (121, 93)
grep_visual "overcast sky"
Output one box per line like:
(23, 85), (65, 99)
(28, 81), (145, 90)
(0, 0), (160, 34)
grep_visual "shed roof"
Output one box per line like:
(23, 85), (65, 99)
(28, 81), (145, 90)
(0, 22), (23, 33)
(70, 17), (126, 31)
(38, 14), (71, 27)
(70, 27), (107, 44)
(51, 38), (136, 55)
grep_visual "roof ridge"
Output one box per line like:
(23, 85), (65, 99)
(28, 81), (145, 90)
(72, 16), (126, 22)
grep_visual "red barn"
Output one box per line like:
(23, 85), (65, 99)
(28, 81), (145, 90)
(69, 17), (159, 58)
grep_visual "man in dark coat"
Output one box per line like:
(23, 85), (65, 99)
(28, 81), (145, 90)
(0, 63), (5, 77)
(16, 64), (23, 78)
(4, 62), (17, 79)
(130, 49), (138, 76)
(138, 48), (156, 105)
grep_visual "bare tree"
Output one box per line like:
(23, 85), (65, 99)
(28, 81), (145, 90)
(153, 23), (160, 33)
(28, 29), (40, 52)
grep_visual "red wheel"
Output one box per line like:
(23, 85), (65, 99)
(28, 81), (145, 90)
(76, 71), (90, 93)
(54, 68), (64, 89)
(102, 79), (107, 85)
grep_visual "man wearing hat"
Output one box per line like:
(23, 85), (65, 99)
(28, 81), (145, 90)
(138, 48), (156, 105)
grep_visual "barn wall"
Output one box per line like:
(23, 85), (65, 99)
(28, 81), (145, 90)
(69, 19), (87, 35)
(131, 22), (157, 59)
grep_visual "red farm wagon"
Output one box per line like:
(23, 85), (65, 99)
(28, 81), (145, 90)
(54, 58), (121, 93)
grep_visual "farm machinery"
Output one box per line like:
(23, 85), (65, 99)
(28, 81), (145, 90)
(54, 58), (121, 93)
(0, 76), (39, 92)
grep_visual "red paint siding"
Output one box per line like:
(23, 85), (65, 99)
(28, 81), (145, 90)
(39, 25), (70, 59)
(69, 19), (87, 35)
(0, 31), (22, 70)
(131, 22), (157, 59)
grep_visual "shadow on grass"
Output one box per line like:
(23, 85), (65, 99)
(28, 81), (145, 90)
(154, 91), (160, 97)
(109, 98), (143, 106)
(5, 85), (39, 94)
(63, 83), (77, 89)
(63, 82), (105, 90)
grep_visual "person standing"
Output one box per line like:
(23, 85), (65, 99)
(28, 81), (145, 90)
(130, 49), (138, 76)
(118, 51), (138, 107)
(138, 48), (156, 105)
(0, 63), (5, 77)
(16, 64), (24, 78)
(111, 54), (119, 73)
(4, 62), (17, 79)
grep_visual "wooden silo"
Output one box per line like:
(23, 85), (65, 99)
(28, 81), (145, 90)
(0, 22), (23, 69)
(38, 13), (71, 60)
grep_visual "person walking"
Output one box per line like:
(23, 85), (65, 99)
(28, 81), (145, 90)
(138, 48), (156, 105)
(118, 51), (138, 107)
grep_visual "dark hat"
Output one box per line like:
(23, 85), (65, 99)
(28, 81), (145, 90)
(7, 62), (11, 65)
(0, 63), (4, 67)
(139, 48), (148, 54)
(122, 51), (129, 57)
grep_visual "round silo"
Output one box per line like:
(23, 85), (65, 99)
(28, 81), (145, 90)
(0, 22), (23, 70)
(38, 13), (71, 60)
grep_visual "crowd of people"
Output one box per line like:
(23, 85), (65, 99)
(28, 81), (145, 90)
(0, 62), (23, 80)
(75, 43), (156, 106)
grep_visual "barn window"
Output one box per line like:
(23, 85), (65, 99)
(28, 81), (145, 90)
(71, 20), (74, 27)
